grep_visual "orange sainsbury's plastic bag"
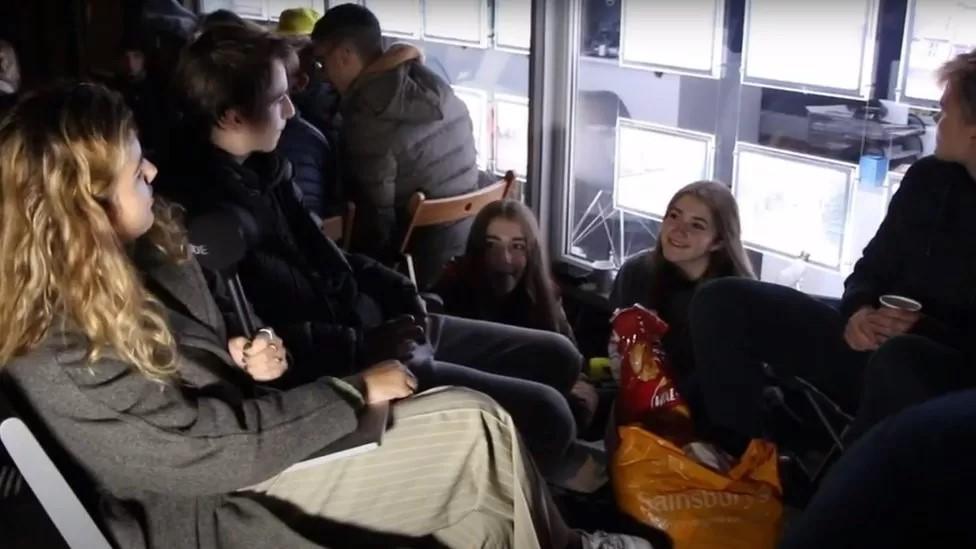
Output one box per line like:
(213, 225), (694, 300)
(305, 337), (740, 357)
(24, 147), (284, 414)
(612, 426), (783, 549)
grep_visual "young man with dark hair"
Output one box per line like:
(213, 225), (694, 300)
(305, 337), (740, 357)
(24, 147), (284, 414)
(311, 4), (480, 289)
(157, 24), (586, 485)
(689, 50), (976, 456)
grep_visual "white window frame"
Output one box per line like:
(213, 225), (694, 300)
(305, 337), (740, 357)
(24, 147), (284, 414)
(421, 0), (490, 48)
(894, 0), (976, 110)
(887, 169), (905, 204)
(362, 0), (422, 39)
(612, 118), (716, 221)
(452, 85), (492, 170)
(732, 142), (857, 271)
(618, 0), (726, 79)
(494, 0), (532, 55)
(741, 0), (881, 100)
(493, 93), (531, 178)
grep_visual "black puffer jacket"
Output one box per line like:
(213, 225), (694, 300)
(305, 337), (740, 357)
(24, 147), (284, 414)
(276, 113), (341, 218)
(340, 43), (479, 288)
(156, 144), (421, 381)
(842, 156), (976, 352)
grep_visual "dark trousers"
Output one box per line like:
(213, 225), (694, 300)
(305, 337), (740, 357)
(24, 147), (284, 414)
(409, 314), (582, 475)
(689, 278), (972, 451)
(779, 389), (976, 549)
(690, 279), (865, 448)
(848, 334), (972, 439)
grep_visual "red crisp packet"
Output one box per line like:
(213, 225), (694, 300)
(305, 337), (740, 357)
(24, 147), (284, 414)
(609, 305), (694, 445)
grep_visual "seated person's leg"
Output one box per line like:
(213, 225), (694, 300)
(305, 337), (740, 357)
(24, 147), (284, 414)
(779, 389), (976, 549)
(689, 278), (866, 452)
(419, 362), (576, 476)
(244, 387), (573, 548)
(846, 334), (974, 440)
(427, 314), (582, 395)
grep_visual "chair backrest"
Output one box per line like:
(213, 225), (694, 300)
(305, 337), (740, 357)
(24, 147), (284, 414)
(0, 394), (112, 549)
(399, 180), (508, 254)
(500, 170), (519, 200)
(320, 201), (356, 251)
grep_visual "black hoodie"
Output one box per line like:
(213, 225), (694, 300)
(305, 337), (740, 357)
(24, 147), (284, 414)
(842, 156), (976, 353)
(156, 144), (421, 382)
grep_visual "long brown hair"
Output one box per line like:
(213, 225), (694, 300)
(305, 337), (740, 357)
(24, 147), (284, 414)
(464, 200), (563, 334)
(646, 180), (754, 309)
(0, 83), (187, 379)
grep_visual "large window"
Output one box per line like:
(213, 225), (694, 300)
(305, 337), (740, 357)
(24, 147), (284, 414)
(897, 0), (976, 108)
(741, 0), (880, 99)
(561, 0), (936, 297)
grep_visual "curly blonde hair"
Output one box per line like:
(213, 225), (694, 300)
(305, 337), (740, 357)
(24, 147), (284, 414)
(0, 83), (187, 379)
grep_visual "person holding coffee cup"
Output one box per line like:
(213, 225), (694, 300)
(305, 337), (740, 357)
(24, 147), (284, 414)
(689, 49), (976, 457)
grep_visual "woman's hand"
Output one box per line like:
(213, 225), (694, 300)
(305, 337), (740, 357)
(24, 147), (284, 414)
(359, 360), (417, 404)
(228, 328), (288, 382)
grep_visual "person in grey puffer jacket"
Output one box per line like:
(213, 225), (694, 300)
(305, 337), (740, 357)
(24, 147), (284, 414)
(311, 5), (479, 289)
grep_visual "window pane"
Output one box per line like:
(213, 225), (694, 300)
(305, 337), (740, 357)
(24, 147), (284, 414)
(495, 0), (532, 52)
(614, 120), (714, 220)
(494, 95), (530, 177)
(733, 144), (854, 270)
(363, 0), (421, 37)
(620, 0), (724, 77)
(898, 0), (976, 107)
(560, 0), (933, 298)
(453, 86), (491, 170)
(423, 0), (489, 47)
(376, 2), (531, 180)
(742, 0), (879, 98)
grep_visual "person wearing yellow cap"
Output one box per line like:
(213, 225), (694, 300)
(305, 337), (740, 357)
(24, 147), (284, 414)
(277, 7), (320, 37)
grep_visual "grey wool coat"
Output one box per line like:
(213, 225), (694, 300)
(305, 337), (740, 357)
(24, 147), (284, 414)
(0, 243), (366, 548)
(340, 43), (480, 288)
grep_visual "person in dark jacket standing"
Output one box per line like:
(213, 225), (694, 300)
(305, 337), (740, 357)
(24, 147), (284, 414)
(311, 5), (480, 289)
(689, 50), (976, 456)
(158, 24), (583, 476)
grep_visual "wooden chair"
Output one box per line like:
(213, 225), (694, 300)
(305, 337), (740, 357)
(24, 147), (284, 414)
(398, 179), (510, 285)
(320, 201), (356, 251)
(500, 170), (519, 200)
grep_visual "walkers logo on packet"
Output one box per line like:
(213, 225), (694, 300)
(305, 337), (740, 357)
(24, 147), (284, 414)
(609, 305), (693, 445)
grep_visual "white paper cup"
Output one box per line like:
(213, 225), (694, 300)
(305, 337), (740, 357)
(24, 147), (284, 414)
(879, 294), (922, 312)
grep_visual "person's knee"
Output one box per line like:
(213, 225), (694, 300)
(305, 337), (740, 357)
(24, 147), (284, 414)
(690, 277), (754, 329)
(865, 335), (932, 382)
(528, 330), (583, 391)
(525, 385), (576, 468)
(406, 386), (511, 425)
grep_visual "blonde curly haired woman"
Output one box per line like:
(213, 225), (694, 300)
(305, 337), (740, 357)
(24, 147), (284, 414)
(0, 84), (651, 549)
